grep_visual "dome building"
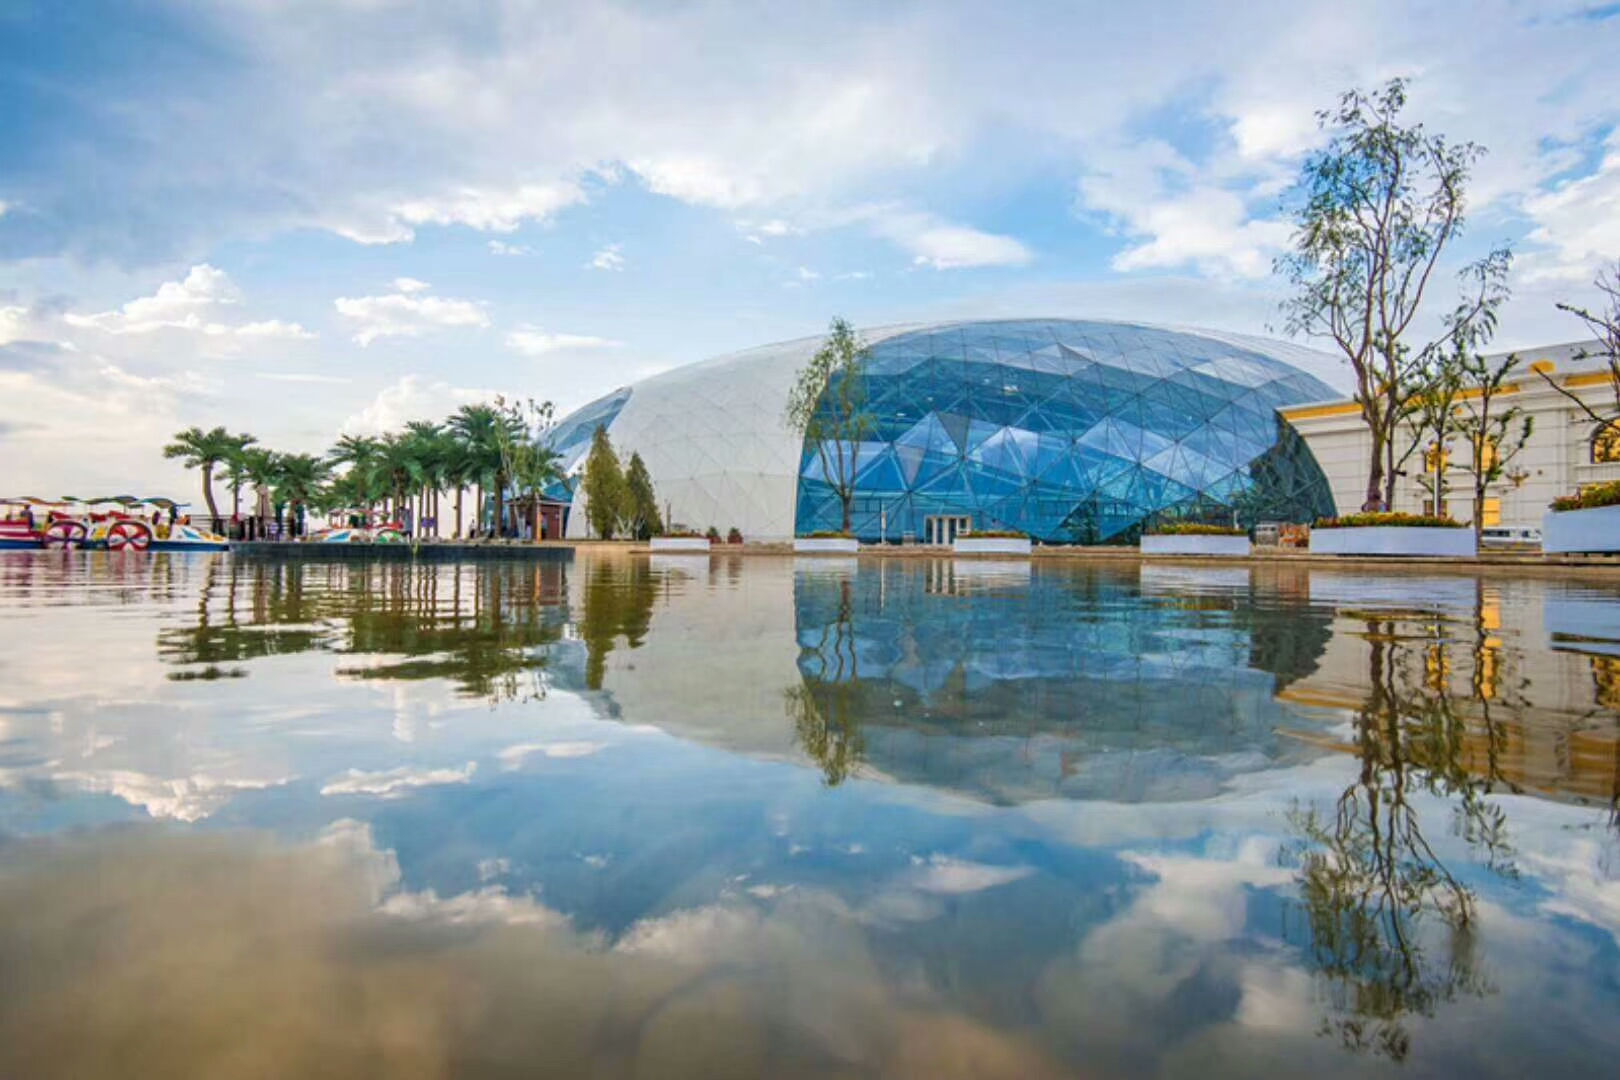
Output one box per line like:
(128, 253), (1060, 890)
(547, 318), (1345, 544)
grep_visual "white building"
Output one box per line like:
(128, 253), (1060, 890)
(1283, 340), (1616, 529)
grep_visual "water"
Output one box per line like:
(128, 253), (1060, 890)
(2, 550), (1619, 1078)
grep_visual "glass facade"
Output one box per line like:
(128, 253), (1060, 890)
(542, 386), (631, 501)
(794, 320), (1337, 543)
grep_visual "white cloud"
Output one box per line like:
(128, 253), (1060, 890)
(487, 239), (533, 256)
(1520, 132), (1620, 284)
(320, 761), (477, 798)
(882, 216), (1033, 271)
(505, 325), (619, 357)
(52, 769), (289, 822)
(333, 181), (588, 244)
(587, 243), (624, 272)
(341, 374), (499, 435)
(1077, 141), (1292, 280)
(333, 280), (489, 345)
(233, 319), (316, 339)
(0, 305), (27, 347)
(0, 199), (9, 217)
(630, 157), (762, 210)
(910, 855), (1033, 895)
(60, 264), (315, 339)
(255, 371), (352, 384)
(796, 266), (820, 281)
(393, 276), (431, 294)
(497, 740), (608, 767)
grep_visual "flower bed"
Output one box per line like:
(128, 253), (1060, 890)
(1147, 523), (1246, 536)
(1313, 512), (1464, 530)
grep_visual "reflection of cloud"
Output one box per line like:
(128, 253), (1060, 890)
(911, 855), (1033, 895)
(478, 857), (512, 882)
(0, 828), (1069, 1078)
(497, 741), (607, 767)
(52, 769), (290, 822)
(320, 761), (476, 798)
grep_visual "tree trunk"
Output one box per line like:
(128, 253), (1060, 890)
(841, 491), (853, 534)
(201, 464), (221, 527)
(454, 487), (463, 538)
(495, 473), (507, 539)
(1363, 427), (1387, 513)
(232, 483), (241, 517)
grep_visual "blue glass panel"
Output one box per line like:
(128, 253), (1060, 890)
(790, 319), (1338, 542)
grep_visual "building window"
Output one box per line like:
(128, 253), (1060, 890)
(1481, 497), (1501, 526)
(1591, 423), (1620, 464)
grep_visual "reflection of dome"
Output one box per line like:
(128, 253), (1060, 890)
(551, 319), (1343, 542)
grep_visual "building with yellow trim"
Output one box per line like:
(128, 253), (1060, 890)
(1282, 340), (1613, 529)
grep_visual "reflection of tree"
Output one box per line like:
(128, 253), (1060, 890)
(1287, 605), (1523, 1061)
(786, 576), (865, 785)
(157, 558), (569, 703)
(578, 559), (657, 690)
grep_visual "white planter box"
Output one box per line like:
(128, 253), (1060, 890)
(793, 537), (860, 554)
(1310, 526), (1476, 557)
(1141, 535), (1250, 557)
(1544, 504), (1620, 554)
(650, 537), (711, 552)
(953, 536), (1032, 556)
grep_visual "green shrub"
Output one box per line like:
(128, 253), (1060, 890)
(705, 526), (722, 542)
(726, 526), (743, 544)
(659, 528), (705, 539)
(803, 530), (856, 539)
(1552, 480), (1620, 512)
(963, 530), (1028, 539)
(1148, 523), (1245, 536)
(1313, 512), (1464, 529)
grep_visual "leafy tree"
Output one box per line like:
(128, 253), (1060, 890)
(623, 451), (663, 540)
(785, 316), (874, 534)
(162, 425), (245, 524)
(1279, 78), (1507, 511)
(220, 433), (259, 518)
(581, 425), (627, 539)
(1402, 351), (1464, 518)
(270, 452), (330, 537)
(1454, 347), (1533, 542)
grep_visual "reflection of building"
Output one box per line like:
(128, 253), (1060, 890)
(549, 319), (1344, 542)
(1280, 575), (1620, 807)
(1284, 339), (1612, 528)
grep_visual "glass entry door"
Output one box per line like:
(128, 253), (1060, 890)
(925, 515), (972, 545)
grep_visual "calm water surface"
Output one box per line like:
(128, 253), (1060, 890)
(3, 550), (1620, 1078)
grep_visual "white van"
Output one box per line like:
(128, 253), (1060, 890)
(1480, 525), (1542, 548)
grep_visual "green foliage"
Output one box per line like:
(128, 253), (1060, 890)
(1148, 523), (1246, 536)
(163, 425), (250, 520)
(963, 529), (1028, 538)
(1551, 480), (1620, 512)
(581, 425), (627, 539)
(785, 317), (874, 533)
(726, 526), (743, 544)
(1314, 512), (1464, 529)
(803, 530), (855, 539)
(1278, 78), (1502, 512)
(705, 525), (722, 543)
(623, 452), (662, 541)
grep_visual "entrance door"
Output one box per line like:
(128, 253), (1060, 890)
(926, 515), (971, 545)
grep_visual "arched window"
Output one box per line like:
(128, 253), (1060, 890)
(1593, 423), (1620, 464)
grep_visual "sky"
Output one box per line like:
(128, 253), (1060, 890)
(2, 0), (1619, 497)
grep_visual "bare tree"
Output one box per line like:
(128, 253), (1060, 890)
(1279, 78), (1505, 511)
(1538, 260), (1620, 443)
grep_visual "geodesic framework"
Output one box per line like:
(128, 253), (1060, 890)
(794, 320), (1338, 542)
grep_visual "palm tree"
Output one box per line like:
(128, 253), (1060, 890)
(403, 420), (445, 535)
(221, 433), (259, 519)
(449, 404), (503, 535)
(238, 446), (280, 538)
(327, 434), (384, 519)
(163, 426), (245, 526)
(272, 453), (330, 538)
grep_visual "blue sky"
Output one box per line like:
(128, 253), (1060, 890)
(2, 0), (1619, 495)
